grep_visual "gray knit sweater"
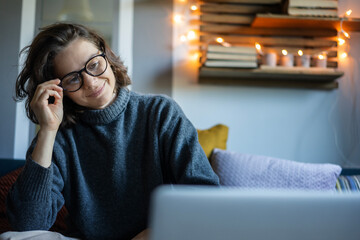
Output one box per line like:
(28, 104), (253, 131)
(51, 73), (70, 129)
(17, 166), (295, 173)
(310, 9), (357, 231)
(7, 88), (220, 240)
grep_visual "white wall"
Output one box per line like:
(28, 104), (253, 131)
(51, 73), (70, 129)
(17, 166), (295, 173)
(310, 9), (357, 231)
(172, 0), (360, 168)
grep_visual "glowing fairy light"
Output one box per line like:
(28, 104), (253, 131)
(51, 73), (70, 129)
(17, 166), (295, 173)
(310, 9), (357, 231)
(298, 50), (303, 56)
(173, 14), (183, 24)
(187, 30), (197, 40)
(190, 5), (198, 11)
(180, 34), (187, 42)
(338, 37), (345, 46)
(343, 30), (350, 38)
(282, 49), (288, 56)
(346, 9), (352, 17)
(255, 42), (261, 51)
(216, 37), (224, 43)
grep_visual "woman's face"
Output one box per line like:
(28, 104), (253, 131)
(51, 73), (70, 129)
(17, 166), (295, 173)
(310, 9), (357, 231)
(54, 38), (117, 109)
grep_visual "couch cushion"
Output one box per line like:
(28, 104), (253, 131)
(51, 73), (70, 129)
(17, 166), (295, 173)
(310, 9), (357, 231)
(197, 124), (229, 158)
(210, 148), (342, 190)
(0, 168), (22, 233)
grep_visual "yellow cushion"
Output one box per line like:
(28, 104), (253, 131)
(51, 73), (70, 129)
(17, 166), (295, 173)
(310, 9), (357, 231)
(197, 124), (229, 158)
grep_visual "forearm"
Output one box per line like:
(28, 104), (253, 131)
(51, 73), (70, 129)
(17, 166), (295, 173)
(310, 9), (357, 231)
(31, 129), (58, 168)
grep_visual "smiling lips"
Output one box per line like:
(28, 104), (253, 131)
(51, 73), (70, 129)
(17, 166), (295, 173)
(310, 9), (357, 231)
(86, 82), (105, 98)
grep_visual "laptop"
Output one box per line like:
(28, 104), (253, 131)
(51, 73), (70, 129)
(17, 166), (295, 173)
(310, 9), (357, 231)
(148, 185), (360, 240)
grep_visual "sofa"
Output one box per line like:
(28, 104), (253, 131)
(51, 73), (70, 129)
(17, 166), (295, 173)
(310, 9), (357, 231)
(1, 124), (359, 234)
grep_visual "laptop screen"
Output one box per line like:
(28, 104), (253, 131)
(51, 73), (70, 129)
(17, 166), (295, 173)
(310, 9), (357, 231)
(148, 185), (360, 240)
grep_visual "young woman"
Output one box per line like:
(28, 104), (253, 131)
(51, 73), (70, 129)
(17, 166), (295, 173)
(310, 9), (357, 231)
(5, 23), (219, 240)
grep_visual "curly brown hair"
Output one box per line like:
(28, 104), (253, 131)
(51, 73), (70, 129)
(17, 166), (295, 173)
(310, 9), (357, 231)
(15, 22), (131, 127)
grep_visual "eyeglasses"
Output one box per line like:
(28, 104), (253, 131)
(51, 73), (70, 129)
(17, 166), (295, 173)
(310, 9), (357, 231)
(60, 53), (107, 92)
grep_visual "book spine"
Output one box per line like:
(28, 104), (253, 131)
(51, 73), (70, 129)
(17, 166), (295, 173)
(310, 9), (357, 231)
(204, 60), (258, 68)
(288, 0), (338, 9)
(207, 45), (257, 54)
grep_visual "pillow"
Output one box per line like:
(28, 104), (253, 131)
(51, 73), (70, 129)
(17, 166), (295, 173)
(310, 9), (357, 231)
(210, 148), (342, 191)
(0, 168), (68, 234)
(197, 124), (229, 158)
(0, 168), (22, 234)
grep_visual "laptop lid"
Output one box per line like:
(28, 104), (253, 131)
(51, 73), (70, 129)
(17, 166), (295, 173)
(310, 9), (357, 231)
(148, 185), (360, 240)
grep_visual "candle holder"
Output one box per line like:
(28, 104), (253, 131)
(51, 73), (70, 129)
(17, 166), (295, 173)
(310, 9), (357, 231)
(295, 55), (310, 67)
(316, 54), (327, 68)
(262, 52), (277, 67)
(280, 52), (294, 67)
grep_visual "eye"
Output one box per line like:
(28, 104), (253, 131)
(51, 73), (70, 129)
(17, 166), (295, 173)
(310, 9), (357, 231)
(87, 60), (99, 72)
(63, 75), (80, 85)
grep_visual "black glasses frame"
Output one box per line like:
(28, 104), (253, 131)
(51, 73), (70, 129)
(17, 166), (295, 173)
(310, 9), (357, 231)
(60, 52), (107, 92)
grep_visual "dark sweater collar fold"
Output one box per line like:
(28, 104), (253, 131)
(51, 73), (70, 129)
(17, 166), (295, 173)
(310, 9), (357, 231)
(80, 88), (130, 124)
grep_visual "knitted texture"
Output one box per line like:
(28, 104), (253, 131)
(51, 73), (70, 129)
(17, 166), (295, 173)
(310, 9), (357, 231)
(0, 168), (68, 234)
(7, 89), (219, 240)
(211, 148), (341, 190)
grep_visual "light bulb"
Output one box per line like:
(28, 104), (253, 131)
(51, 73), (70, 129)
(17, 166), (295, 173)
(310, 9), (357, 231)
(340, 52), (348, 59)
(173, 14), (183, 24)
(318, 54), (325, 60)
(190, 5), (198, 11)
(180, 35), (187, 42)
(343, 31), (350, 38)
(338, 37), (345, 45)
(216, 37), (224, 43)
(255, 42), (261, 51)
(298, 50), (303, 56)
(282, 49), (288, 56)
(346, 9), (352, 16)
(190, 52), (200, 61)
(187, 30), (197, 40)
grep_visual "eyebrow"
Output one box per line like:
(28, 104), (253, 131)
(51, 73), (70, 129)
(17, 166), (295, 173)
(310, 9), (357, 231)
(60, 52), (101, 79)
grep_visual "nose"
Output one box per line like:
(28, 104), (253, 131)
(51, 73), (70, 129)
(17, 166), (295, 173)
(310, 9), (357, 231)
(81, 72), (99, 89)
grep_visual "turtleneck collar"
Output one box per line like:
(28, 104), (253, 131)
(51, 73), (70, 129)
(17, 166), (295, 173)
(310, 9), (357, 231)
(79, 88), (130, 125)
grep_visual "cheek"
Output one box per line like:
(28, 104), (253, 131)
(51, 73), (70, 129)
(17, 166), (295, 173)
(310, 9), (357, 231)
(65, 93), (83, 105)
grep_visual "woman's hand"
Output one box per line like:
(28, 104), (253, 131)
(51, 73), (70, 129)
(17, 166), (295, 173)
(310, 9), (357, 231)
(30, 79), (64, 168)
(132, 228), (149, 240)
(30, 79), (64, 132)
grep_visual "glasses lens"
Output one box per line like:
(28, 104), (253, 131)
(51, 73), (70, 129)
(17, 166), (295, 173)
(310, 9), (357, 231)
(86, 55), (107, 76)
(62, 73), (82, 92)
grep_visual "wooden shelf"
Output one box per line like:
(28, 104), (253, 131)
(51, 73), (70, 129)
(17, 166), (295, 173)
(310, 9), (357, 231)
(252, 14), (360, 32)
(199, 67), (343, 90)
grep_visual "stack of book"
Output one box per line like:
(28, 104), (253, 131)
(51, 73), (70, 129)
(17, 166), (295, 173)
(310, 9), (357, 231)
(201, 44), (258, 68)
(285, 0), (338, 17)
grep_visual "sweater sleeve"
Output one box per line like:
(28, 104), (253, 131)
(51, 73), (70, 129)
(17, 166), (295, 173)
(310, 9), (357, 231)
(6, 143), (65, 231)
(157, 97), (220, 185)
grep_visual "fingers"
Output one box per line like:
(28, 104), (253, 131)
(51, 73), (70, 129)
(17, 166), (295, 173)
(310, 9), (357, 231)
(31, 79), (64, 111)
(32, 79), (63, 102)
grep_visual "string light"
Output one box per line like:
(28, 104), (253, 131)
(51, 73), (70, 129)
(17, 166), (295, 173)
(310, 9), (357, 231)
(216, 37), (224, 43)
(337, 9), (353, 59)
(175, 3), (353, 62)
(180, 34), (187, 42)
(173, 14), (183, 24)
(187, 30), (197, 40)
(338, 38), (345, 46)
(255, 42), (261, 51)
(190, 5), (198, 11)
(343, 30), (350, 38)
(340, 52), (348, 59)
(346, 9), (352, 17)
(255, 42), (263, 55)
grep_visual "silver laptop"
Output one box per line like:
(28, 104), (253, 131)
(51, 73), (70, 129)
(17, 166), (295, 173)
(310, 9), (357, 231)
(148, 185), (360, 240)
